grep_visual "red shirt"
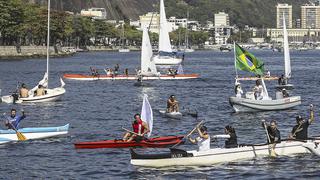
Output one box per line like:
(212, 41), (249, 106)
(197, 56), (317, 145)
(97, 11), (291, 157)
(132, 119), (145, 134)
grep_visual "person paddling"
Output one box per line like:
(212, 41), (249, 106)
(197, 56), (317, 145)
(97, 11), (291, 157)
(289, 104), (314, 140)
(262, 120), (281, 144)
(123, 113), (149, 142)
(188, 125), (210, 151)
(4, 109), (26, 130)
(212, 125), (238, 148)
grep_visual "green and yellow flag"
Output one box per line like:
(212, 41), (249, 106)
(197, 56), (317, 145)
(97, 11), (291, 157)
(235, 43), (265, 75)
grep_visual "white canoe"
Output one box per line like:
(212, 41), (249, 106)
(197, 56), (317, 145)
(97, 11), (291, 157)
(0, 124), (69, 144)
(131, 139), (320, 167)
(63, 74), (199, 81)
(1, 87), (65, 104)
(229, 96), (301, 112)
(159, 110), (183, 119)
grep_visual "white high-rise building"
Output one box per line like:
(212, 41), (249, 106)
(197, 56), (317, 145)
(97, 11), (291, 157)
(301, 4), (320, 28)
(139, 12), (160, 33)
(276, 4), (292, 28)
(214, 12), (229, 26)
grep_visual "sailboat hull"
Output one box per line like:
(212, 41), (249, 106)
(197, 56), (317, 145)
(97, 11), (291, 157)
(1, 87), (65, 104)
(275, 84), (294, 90)
(229, 96), (301, 112)
(153, 55), (183, 65)
(63, 74), (199, 80)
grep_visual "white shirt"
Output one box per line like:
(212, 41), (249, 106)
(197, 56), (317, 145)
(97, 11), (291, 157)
(196, 136), (210, 151)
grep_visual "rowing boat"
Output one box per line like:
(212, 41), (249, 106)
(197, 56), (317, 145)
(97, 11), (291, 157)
(74, 135), (184, 149)
(0, 124), (69, 144)
(159, 110), (183, 119)
(63, 74), (199, 81)
(130, 139), (320, 167)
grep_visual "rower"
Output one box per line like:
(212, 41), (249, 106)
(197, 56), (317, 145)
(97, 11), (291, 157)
(167, 95), (179, 113)
(289, 104), (314, 140)
(262, 120), (281, 144)
(188, 125), (210, 151)
(4, 109), (26, 130)
(212, 125), (238, 148)
(123, 113), (149, 142)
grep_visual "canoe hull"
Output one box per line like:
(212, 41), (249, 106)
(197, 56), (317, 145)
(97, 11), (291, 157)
(63, 74), (199, 81)
(159, 110), (183, 119)
(0, 124), (69, 144)
(229, 96), (301, 112)
(131, 139), (320, 167)
(74, 135), (184, 149)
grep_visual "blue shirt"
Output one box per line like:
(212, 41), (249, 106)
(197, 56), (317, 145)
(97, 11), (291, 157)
(8, 114), (26, 129)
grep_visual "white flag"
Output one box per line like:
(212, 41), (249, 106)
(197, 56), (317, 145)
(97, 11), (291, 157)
(141, 94), (153, 137)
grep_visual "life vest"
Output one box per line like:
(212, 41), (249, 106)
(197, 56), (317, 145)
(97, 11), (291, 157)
(132, 120), (144, 135)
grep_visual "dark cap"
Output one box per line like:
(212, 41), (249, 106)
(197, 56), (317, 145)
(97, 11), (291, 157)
(296, 115), (303, 121)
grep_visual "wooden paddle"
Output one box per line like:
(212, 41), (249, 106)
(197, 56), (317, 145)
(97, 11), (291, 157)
(262, 120), (277, 157)
(171, 120), (204, 148)
(2, 113), (27, 141)
(122, 127), (143, 137)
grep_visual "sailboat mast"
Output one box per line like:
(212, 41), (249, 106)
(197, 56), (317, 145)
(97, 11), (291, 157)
(185, 10), (189, 50)
(46, 0), (50, 87)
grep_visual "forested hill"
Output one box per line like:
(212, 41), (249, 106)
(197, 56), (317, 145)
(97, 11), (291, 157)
(29, 0), (310, 27)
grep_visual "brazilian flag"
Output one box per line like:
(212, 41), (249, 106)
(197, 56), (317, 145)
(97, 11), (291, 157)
(235, 43), (264, 75)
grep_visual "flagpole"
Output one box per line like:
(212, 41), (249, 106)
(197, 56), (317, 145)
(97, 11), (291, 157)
(233, 41), (238, 79)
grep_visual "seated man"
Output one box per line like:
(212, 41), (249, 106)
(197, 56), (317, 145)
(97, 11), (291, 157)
(19, 83), (29, 98)
(188, 125), (210, 151)
(282, 89), (289, 98)
(4, 109), (26, 129)
(36, 85), (46, 96)
(123, 113), (149, 142)
(167, 95), (179, 113)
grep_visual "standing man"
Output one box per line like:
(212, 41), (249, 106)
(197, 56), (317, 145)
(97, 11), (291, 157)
(289, 104), (314, 140)
(4, 109), (26, 129)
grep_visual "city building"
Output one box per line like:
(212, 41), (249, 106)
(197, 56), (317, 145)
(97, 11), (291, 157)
(276, 4), (292, 28)
(80, 8), (107, 20)
(167, 17), (187, 32)
(301, 4), (320, 28)
(214, 12), (232, 45)
(139, 12), (160, 33)
(214, 12), (229, 26)
(267, 28), (320, 42)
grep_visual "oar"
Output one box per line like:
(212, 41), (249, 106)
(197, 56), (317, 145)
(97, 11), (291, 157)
(2, 113), (27, 141)
(122, 127), (143, 137)
(171, 120), (204, 148)
(262, 120), (277, 157)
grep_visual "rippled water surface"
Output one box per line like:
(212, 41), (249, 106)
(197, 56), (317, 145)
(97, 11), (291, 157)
(0, 50), (320, 179)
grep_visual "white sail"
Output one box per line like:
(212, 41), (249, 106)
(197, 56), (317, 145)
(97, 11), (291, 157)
(141, 94), (153, 137)
(141, 27), (158, 76)
(283, 14), (291, 79)
(158, 0), (172, 53)
(177, 64), (184, 74)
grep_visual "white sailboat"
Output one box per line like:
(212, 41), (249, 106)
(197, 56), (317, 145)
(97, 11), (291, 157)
(276, 14), (294, 90)
(229, 43), (301, 112)
(119, 23), (130, 53)
(153, 0), (183, 65)
(1, 0), (65, 104)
